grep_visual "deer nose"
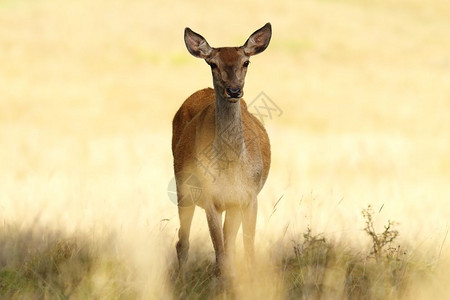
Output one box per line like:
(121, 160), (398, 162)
(226, 87), (242, 98)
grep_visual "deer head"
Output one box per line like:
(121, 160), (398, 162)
(184, 23), (272, 103)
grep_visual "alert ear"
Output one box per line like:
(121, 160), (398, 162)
(243, 23), (272, 56)
(184, 27), (213, 59)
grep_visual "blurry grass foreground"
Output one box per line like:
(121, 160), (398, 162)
(0, 225), (136, 299)
(0, 222), (436, 299)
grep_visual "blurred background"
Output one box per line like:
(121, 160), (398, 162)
(1, 0), (449, 297)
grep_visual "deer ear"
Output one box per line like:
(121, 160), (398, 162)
(243, 23), (272, 56)
(184, 28), (213, 59)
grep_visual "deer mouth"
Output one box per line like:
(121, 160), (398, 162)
(227, 97), (240, 103)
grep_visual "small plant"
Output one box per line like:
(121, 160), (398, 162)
(278, 226), (334, 299)
(362, 205), (401, 260)
(293, 226), (329, 266)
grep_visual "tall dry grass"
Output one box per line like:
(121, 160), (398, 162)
(1, 0), (449, 298)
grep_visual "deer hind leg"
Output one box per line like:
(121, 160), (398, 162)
(176, 204), (195, 273)
(205, 204), (225, 277)
(223, 207), (241, 275)
(242, 199), (257, 264)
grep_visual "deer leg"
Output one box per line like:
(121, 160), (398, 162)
(223, 207), (241, 276)
(205, 204), (225, 277)
(242, 200), (257, 264)
(176, 204), (195, 273)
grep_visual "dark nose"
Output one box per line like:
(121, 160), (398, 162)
(226, 87), (242, 98)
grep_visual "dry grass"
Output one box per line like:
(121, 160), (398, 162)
(1, 0), (449, 298)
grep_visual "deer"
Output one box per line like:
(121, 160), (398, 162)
(172, 23), (272, 278)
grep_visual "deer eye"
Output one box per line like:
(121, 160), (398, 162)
(243, 60), (250, 68)
(207, 62), (217, 69)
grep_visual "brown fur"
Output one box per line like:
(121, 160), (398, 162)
(172, 87), (270, 187)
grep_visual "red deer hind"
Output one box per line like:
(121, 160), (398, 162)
(172, 23), (272, 277)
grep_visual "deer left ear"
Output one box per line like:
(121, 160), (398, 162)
(243, 23), (272, 56)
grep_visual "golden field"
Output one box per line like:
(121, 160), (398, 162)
(1, 0), (449, 298)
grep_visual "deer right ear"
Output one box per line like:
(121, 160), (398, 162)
(184, 28), (213, 59)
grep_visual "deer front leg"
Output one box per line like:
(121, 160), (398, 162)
(242, 200), (257, 264)
(176, 204), (195, 275)
(205, 204), (225, 277)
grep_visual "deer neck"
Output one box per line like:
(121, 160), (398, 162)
(214, 94), (245, 160)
